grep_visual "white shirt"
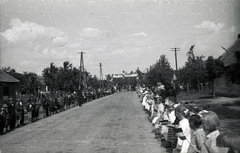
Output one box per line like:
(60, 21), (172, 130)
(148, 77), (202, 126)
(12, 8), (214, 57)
(177, 118), (191, 153)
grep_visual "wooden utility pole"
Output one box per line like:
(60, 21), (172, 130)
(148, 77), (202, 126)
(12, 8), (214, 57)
(78, 51), (85, 90)
(171, 48), (180, 72)
(171, 48), (180, 91)
(99, 63), (104, 89)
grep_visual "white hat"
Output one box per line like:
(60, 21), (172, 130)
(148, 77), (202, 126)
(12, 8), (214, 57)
(143, 91), (148, 94)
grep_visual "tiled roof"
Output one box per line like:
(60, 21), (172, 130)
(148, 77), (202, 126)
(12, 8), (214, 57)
(220, 38), (240, 66)
(0, 70), (20, 83)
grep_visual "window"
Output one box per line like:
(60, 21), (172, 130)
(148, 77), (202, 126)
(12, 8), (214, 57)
(3, 86), (9, 100)
(3, 86), (9, 96)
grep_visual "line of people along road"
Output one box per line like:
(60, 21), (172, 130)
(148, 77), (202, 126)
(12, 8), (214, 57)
(0, 88), (116, 135)
(136, 83), (240, 153)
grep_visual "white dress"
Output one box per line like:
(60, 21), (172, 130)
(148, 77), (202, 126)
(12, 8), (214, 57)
(177, 118), (191, 153)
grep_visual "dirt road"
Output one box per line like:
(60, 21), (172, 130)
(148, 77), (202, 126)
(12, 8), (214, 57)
(0, 92), (167, 153)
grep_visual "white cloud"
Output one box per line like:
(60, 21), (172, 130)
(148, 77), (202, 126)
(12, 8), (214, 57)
(132, 32), (147, 37)
(127, 32), (147, 37)
(79, 28), (110, 38)
(0, 18), (68, 47)
(195, 21), (225, 31)
(19, 60), (40, 67)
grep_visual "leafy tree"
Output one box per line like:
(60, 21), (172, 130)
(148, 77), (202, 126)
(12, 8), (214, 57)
(179, 45), (207, 92)
(226, 63), (240, 84)
(145, 55), (173, 86)
(225, 51), (240, 84)
(87, 75), (99, 89)
(42, 63), (59, 92)
(58, 61), (78, 92)
(22, 72), (42, 95)
(205, 56), (225, 97)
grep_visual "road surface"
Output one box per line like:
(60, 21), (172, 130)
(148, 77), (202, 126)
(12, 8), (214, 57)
(0, 92), (167, 153)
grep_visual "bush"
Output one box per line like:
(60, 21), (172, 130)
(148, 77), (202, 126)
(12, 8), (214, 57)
(211, 106), (240, 119)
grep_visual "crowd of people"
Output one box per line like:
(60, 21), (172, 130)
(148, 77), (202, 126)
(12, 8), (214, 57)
(1, 83), (240, 152)
(136, 83), (240, 153)
(0, 95), (75, 135)
(0, 87), (117, 135)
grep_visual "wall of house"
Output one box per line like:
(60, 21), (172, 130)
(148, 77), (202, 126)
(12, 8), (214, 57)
(0, 82), (17, 106)
(215, 74), (240, 97)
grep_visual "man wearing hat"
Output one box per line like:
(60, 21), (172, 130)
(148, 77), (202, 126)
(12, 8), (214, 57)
(8, 98), (16, 130)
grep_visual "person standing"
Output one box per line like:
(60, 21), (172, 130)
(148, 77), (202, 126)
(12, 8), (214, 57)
(0, 105), (8, 134)
(77, 89), (83, 107)
(8, 98), (16, 130)
(2, 104), (9, 133)
(15, 100), (22, 127)
(19, 101), (24, 125)
(26, 100), (33, 123)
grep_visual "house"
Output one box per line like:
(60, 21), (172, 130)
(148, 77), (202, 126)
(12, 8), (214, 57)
(0, 70), (20, 106)
(214, 35), (240, 97)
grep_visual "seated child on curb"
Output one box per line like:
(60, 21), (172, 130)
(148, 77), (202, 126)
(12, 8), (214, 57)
(173, 105), (191, 153)
(187, 114), (205, 153)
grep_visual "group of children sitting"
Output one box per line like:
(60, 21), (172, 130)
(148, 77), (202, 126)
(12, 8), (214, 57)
(137, 85), (240, 153)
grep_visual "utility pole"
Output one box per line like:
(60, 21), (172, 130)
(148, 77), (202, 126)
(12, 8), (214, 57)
(99, 63), (103, 89)
(171, 48), (180, 72)
(78, 51), (85, 107)
(78, 51), (85, 90)
(171, 48), (180, 91)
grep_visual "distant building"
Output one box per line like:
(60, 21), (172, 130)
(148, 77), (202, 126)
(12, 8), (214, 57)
(214, 35), (240, 97)
(112, 72), (138, 86)
(112, 73), (124, 79)
(0, 70), (20, 106)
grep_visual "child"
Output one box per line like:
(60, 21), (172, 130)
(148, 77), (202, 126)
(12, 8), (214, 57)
(152, 95), (164, 128)
(188, 115), (205, 153)
(165, 96), (180, 148)
(151, 95), (165, 139)
(200, 111), (220, 153)
(173, 105), (191, 153)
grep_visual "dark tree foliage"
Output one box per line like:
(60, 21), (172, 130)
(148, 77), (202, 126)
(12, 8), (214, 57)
(226, 62), (240, 84)
(42, 62), (103, 93)
(145, 55), (173, 87)
(2, 67), (42, 95)
(206, 56), (225, 81)
(42, 63), (59, 93)
(88, 75), (100, 88)
(178, 45), (207, 91)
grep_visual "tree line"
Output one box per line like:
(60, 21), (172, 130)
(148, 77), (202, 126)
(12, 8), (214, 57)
(2, 44), (239, 95)
(136, 45), (239, 94)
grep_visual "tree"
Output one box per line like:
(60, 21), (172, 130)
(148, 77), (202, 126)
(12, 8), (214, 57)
(58, 61), (78, 93)
(179, 46), (207, 92)
(226, 63), (240, 84)
(87, 75), (99, 89)
(22, 72), (42, 95)
(206, 56), (224, 97)
(42, 63), (59, 92)
(145, 54), (173, 87)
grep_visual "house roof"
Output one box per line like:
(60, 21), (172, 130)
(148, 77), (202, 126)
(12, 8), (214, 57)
(220, 38), (240, 66)
(0, 70), (20, 83)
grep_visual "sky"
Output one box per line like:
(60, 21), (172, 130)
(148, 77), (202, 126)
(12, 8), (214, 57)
(0, 0), (240, 78)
